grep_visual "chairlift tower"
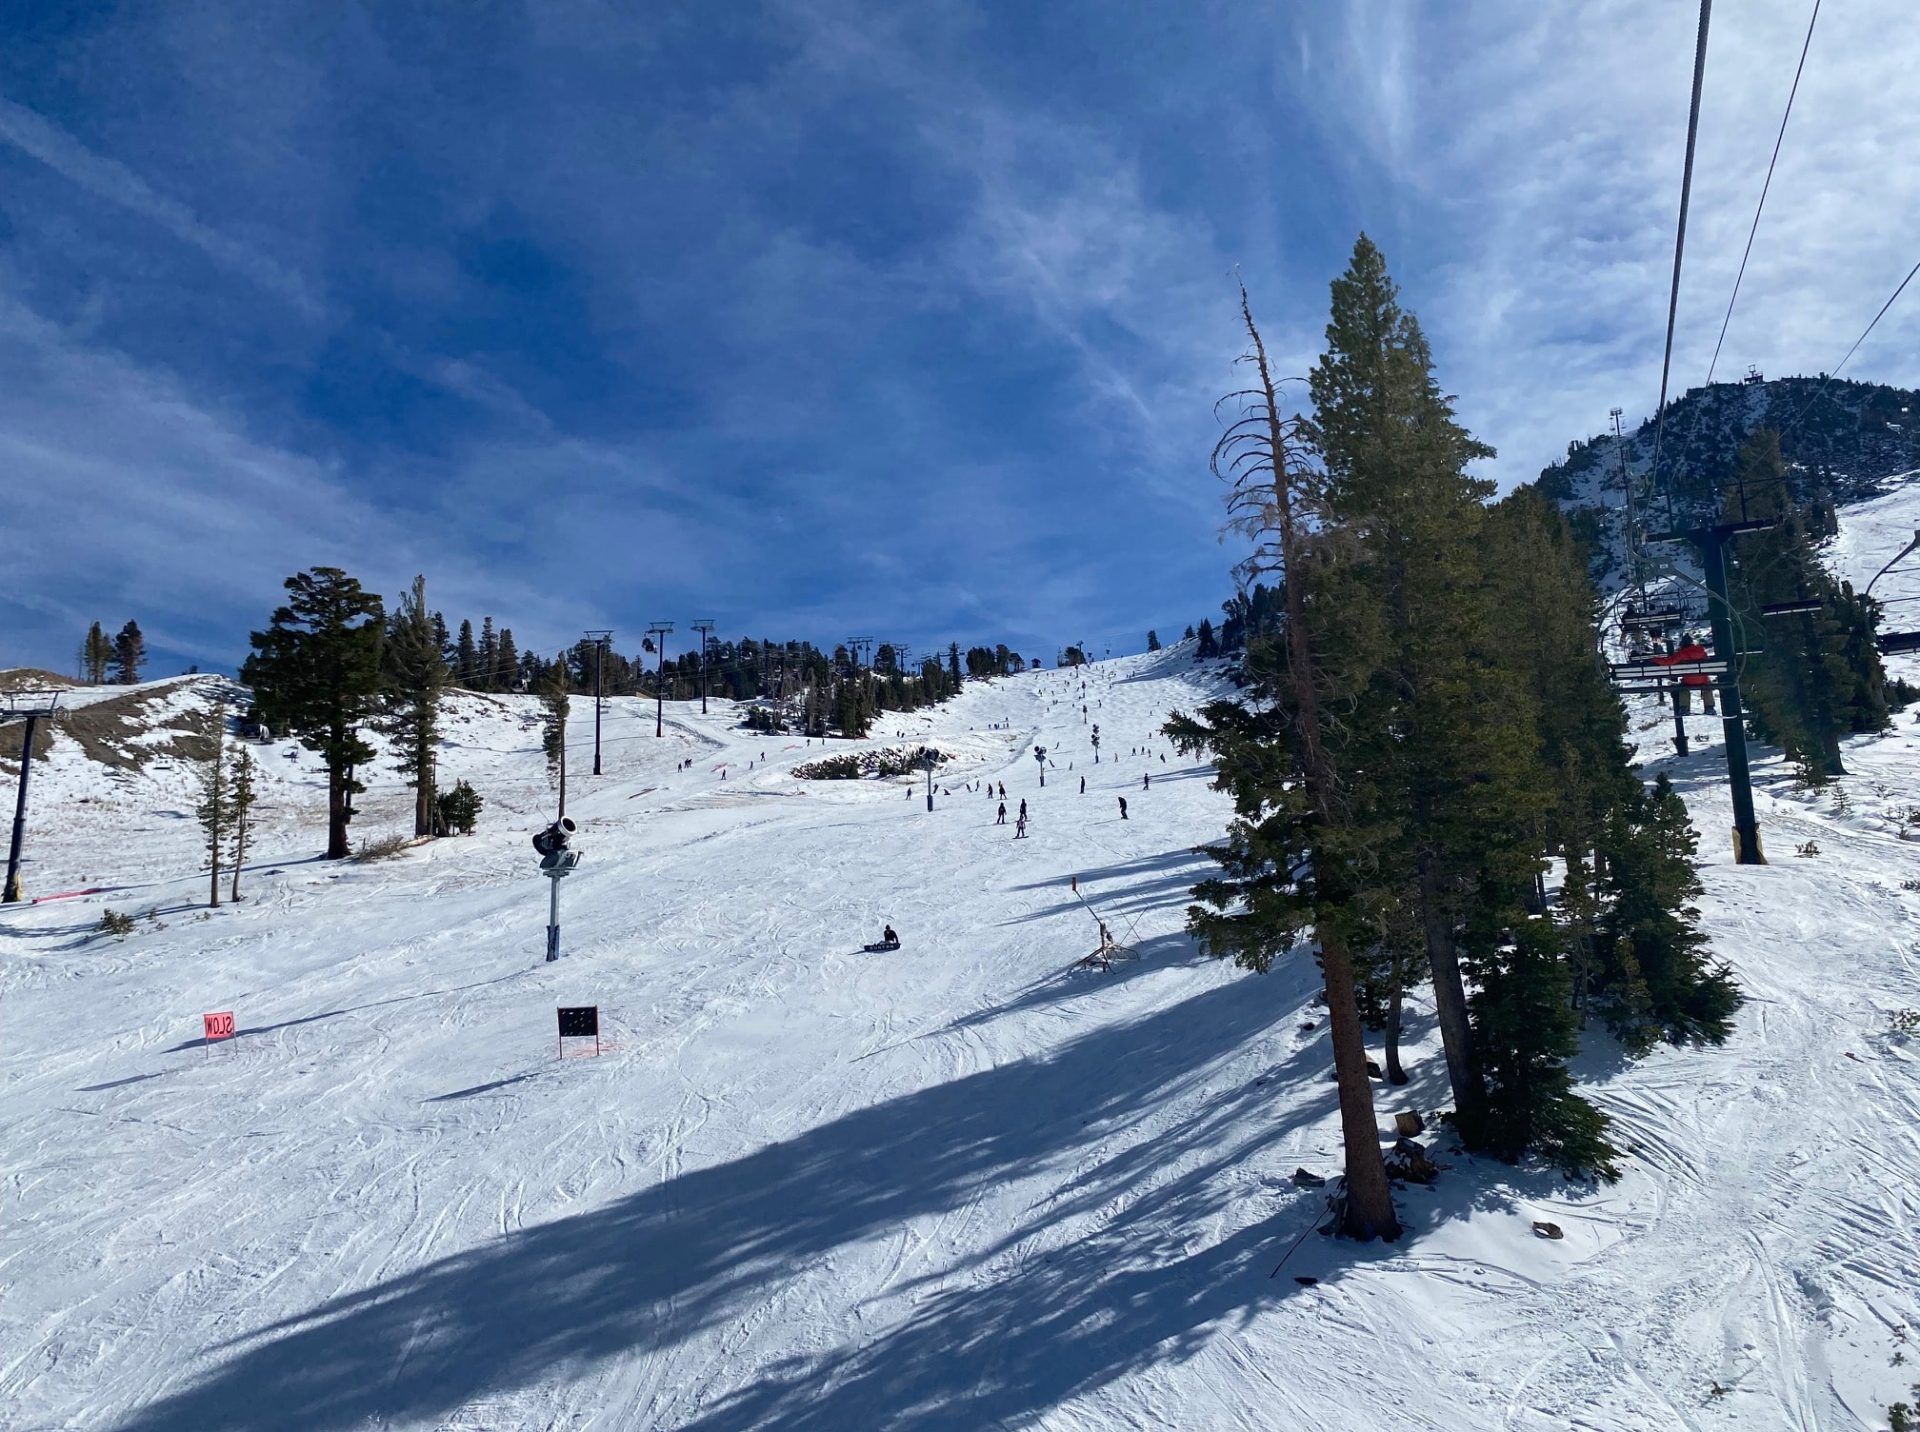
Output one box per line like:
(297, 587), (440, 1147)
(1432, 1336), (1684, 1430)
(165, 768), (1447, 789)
(646, 622), (674, 736)
(2, 691), (62, 903)
(1611, 407), (1647, 609)
(1648, 517), (1778, 864)
(691, 620), (716, 714)
(583, 630), (613, 775)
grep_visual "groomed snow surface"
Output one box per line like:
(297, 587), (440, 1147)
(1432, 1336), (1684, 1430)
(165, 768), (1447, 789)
(4, 635), (1919, 1429)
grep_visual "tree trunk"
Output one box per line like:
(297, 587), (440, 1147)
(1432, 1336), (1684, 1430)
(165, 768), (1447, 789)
(414, 734), (435, 838)
(208, 836), (220, 909)
(1321, 928), (1401, 1239)
(1383, 974), (1409, 1085)
(231, 812), (246, 902)
(326, 765), (350, 859)
(1237, 288), (1398, 1241)
(1417, 850), (1484, 1121)
(1821, 732), (1846, 779)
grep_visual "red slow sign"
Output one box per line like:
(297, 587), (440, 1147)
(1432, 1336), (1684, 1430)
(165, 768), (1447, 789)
(203, 1011), (236, 1042)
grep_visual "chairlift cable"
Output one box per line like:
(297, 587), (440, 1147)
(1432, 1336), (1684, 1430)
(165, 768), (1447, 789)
(1706, 0), (1821, 386)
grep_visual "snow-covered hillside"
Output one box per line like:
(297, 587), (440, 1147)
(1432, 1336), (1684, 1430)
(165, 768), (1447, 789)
(3, 634), (1918, 1429)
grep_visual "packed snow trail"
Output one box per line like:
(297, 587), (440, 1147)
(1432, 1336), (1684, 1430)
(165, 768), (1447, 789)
(3, 641), (1919, 1429)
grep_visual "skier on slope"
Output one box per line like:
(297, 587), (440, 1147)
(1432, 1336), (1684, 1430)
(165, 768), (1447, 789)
(1079, 776), (1085, 794)
(1143, 773), (1150, 790)
(1014, 813), (1028, 839)
(1118, 796), (1128, 820)
(997, 802), (1007, 825)
(1018, 798), (1027, 823)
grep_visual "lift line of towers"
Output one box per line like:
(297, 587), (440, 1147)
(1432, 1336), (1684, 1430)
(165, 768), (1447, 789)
(1601, 406), (1919, 866)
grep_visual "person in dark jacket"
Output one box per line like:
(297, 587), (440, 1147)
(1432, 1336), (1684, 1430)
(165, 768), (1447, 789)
(1117, 796), (1128, 820)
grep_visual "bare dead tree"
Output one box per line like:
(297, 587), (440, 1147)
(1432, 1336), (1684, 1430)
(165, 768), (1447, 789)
(1211, 283), (1400, 1241)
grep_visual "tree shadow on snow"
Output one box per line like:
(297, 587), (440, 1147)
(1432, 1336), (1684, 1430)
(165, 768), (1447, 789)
(113, 976), (1347, 1432)
(1000, 848), (1216, 930)
(937, 931), (1211, 1035)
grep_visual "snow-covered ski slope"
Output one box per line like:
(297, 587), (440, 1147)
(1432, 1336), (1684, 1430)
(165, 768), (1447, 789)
(4, 633), (1919, 1430)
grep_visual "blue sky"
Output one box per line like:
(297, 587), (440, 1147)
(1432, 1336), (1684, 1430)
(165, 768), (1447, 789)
(3, 1), (1916, 676)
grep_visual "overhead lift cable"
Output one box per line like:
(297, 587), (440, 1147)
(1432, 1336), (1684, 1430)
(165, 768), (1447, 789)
(1777, 256), (1920, 446)
(1706, 0), (1821, 386)
(1646, 0), (1715, 512)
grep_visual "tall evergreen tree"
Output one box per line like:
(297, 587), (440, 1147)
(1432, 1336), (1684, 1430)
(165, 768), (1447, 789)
(1146, 630), (1162, 651)
(112, 620), (146, 684)
(195, 712), (229, 907)
(1728, 430), (1891, 781)
(495, 628), (519, 691)
(1166, 285), (1399, 1240)
(228, 744), (257, 903)
(81, 622), (113, 683)
(1305, 233), (1529, 1134)
(539, 652), (570, 815)
(243, 568), (385, 859)
(1193, 619), (1219, 659)
(477, 617), (498, 693)
(378, 576), (449, 837)
(454, 619), (478, 689)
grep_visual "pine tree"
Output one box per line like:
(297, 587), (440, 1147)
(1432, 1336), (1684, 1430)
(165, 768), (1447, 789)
(1483, 490), (1638, 873)
(454, 619), (478, 689)
(243, 568), (385, 860)
(1597, 774), (1739, 1051)
(1305, 233), (1529, 1135)
(1728, 431), (1892, 781)
(1165, 284), (1399, 1240)
(1459, 918), (1618, 1178)
(437, 779), (484, 835)
(112, 621), (146, 684)
(195, 713), (229, 907)
(1184, 624), (1196, 641)
(539, 653), (570, 815)
(1193, 619), (1218, 659)
(477, 617), (498, 693)
(495, 628), (519, 691)
(81, 622), (113, 683)
(948, 642), (962, 688)
(378, 576), (449, 837)
(1146, 630), (1162, 651)
(228, 744), (257, 902)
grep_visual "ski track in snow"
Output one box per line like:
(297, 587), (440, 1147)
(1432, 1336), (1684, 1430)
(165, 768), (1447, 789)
(4, 591), (1920, 1428)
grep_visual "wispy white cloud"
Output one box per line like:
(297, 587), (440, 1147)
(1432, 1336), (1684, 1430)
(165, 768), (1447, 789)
(1301, 1), (1920, 481)
(0, 294), (610, 664)
(0, 91), (325, 320)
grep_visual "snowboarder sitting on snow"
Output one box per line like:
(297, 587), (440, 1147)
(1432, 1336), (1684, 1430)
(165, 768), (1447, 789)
(883, 925), (898, 946)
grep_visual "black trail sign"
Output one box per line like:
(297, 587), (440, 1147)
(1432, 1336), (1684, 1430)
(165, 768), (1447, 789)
(557, 1005), (601, 1056)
